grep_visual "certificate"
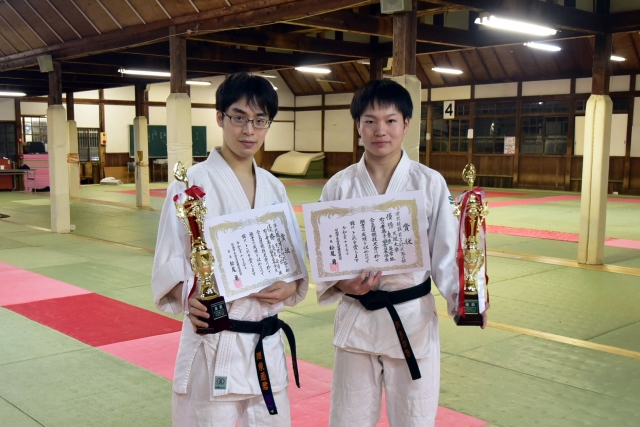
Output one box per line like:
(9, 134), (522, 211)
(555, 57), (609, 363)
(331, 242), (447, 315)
(303, 191), (430, 282)
(204, 203), (306, 302)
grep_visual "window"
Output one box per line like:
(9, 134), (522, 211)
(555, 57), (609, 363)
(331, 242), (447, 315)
(475, 102), (517, 115)
(521, 117), (568, 154)
(22, 116), (47, 144)
(475, 118), (516, 154)
(613, 98), (628, 112)
(0, 122), (16, 160)
(456, 103), (471, 116)
(432, 119), (469, 153)
(523, 101), (569, 114)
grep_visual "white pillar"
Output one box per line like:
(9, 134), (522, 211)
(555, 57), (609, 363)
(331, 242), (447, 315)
(166, 93), (192, 183)
(67, 120), (80, 198)
(47, 104), (71, 233)
(578, 95), (612, 264)
(391, 75), (421, 162)
(134, 116), (150, 207)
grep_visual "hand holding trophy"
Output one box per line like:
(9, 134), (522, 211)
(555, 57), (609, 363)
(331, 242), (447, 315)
(453, 164), (489, 326)
(173, 161), (234, 334)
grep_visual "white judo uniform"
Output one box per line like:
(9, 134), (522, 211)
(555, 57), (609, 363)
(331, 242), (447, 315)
(316, 151), (459, 427)
(152, 149), (308, 427)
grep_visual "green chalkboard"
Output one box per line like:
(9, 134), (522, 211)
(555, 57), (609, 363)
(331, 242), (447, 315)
(129, 125), (207, 158)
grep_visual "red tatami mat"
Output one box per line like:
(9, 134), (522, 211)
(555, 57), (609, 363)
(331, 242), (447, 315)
(450, 191), (527, 199)
(0, 264), (91, 306)
(5, 293), (182, 347)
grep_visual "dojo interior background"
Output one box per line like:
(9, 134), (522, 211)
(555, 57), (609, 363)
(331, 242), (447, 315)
(1, 0), (640, 426)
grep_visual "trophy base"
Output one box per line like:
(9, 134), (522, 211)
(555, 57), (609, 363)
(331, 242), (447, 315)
(454, 313), (484, 326)
(454, 294), (483, 327)
(196, 295), (234, 335)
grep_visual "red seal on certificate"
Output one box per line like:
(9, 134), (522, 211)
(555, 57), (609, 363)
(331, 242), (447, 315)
(234, 277), (243, 289)
(330, 262), (340, 272)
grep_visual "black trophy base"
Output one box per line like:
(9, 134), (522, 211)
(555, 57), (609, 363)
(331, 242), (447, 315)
(454, 294), (483, 327)
(196, 295), (234, 334)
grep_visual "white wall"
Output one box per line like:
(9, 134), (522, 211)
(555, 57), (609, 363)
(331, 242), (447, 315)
(522, 79), (571, 96)
(431, 85), (471, 101)
(475, 82), (518, 99)
(105, 105), (135, 153)
(575, 114), (628, 157)
(21, 102), (48, 116)
(0, 99), (15, 120)
(265, 122), (294, 151)
(576, 76), (631, 93)
(631, 98), (640, 158)
(191, 107), (221, 150)
(295, 110), (322, 151)
(325, 93), (353, 106)
(296, 95), (322, 107)
(104, 86), (135, 101)
(324, 109), (353, 153)
(75, 104), (100, 128)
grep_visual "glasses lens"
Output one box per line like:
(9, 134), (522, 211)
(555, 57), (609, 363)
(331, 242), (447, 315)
(254, 120), (269, 129)
(230, 116), (246, 126)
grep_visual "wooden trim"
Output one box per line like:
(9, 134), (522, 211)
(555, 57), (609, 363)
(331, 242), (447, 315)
(48, 62), (62, 105)
(512, 82), (523, 187)
(565, 78), (576, 191)
(169, 26), (187, 94)
(66, 92), (75, 121)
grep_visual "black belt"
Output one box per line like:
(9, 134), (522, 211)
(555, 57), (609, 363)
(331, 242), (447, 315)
(231, 315), (300, 415)
(346, 278), (431, 381)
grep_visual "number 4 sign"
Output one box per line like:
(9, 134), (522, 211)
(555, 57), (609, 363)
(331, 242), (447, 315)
(443, 101), (455, 119)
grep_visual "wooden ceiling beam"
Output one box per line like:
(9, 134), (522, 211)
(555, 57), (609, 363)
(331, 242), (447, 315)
(610, 11), (640, 33)
(0, 0), (365, 72)
(188, 29), (375, 58)
(420, 0), (605, 33)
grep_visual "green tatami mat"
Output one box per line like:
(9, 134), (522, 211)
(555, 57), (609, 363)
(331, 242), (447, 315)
(0, 398), (42, 427)
(0, 349), (172, 427)
(589, 321), (640, 352)
(440, 348), (639, 427)
(0, 309), (88, 366)
(279, 309), (336, 369)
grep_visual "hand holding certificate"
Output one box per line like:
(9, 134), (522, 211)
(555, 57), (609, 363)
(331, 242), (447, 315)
(303, 191), (430, 283)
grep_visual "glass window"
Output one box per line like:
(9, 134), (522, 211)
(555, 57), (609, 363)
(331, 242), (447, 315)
(432, 119), (449, 152)
(575, 99), (586, 114)
(613, 98), (628, 113)
(521, 117), (544, 154)
(0, 122), (16, 160)
(476, 102), (517, 115)
(475, 118), (516, 154)
(431, 119), (469, 153)
(544, 117), (569, 154)
(456, 103), (471, 116)
(523, 102), (546, 114)
(520, 116), (567, 155)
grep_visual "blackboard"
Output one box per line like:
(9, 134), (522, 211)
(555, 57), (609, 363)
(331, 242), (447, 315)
(129, 125), (207, 158)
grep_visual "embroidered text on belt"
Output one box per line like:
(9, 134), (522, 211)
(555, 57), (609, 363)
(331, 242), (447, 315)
(231, 315), (300, 415)
(346, 278), (431, 381)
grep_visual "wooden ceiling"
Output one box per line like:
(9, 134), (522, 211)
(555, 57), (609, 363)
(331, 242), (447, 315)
(0, 0), (639, 97)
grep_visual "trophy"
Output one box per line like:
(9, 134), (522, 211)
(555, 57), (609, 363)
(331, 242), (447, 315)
(173, 161), (234, 334)
(453, 164), (489, 326)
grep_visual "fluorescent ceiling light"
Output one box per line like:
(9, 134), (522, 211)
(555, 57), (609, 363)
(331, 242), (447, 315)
(295, 66), (331, 74)
(254, 73), (277, 79)
(432, 67), (463, 75)
(475, 15), (557, 36)
(186, 81), (211, 86)
(358, 60), (370, 65)
(316, 78), (345, 84)
(611, 55), (626, 62)
(0, 91), (26, 97)
(524, 42), (561, 52)
(118, 68), (170, 77)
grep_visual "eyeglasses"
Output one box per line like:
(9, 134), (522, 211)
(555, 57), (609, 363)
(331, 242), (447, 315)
(223, 112), (272, 129)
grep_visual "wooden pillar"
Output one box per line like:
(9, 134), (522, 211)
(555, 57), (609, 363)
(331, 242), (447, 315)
(370, 57), (383, 81)
(47, 61), (71, 233)
(48, 62), (62, 106)
(392, 0), (417, 77)
(134, 83), (150, 207)
(66, 91), (80, 197)
(170, 26), (188, 94)
(426, 104), (433, 166)
(391, 0), (420, 162)
(66, 92), (74, 121)
(135, 84), (146, 118)
(167, 25), (193, 181)
(14, 99), (22, 168)
(566, 79), (576, 191)
(513, 82), (523, 188)
(98, 89), (106, 180)
(578, 33), (613, 265)
(622, 75), (635, 193)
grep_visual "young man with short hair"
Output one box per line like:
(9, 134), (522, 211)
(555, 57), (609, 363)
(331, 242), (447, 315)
(316, 79), (488, 427)
(152, 72), (308, 427)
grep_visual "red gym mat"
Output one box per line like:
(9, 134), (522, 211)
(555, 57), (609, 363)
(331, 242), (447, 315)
(5, 293), (182, 347)
(110, 189), (167, 198)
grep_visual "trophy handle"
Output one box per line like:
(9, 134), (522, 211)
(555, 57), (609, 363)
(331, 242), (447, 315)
(174, 161), (189, 187)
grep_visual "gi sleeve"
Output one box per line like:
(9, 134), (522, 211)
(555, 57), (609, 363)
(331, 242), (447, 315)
(314, 180), (344, 306)
(282, 192), (309, 307)
(151, 180), (191, 314)
(428, 173), (460, 317)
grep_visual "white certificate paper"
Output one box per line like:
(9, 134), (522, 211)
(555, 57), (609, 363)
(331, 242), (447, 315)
(303, 191), (430, 283)
(204, 203), (306, 302)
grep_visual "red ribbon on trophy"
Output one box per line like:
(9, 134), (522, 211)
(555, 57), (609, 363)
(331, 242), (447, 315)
(453, 164), (489, 327)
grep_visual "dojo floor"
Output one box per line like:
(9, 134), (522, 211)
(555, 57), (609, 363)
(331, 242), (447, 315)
(1, 179), (640, 427)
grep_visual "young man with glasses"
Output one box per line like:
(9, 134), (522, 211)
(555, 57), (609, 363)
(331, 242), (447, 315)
(152, 72), (308, 427)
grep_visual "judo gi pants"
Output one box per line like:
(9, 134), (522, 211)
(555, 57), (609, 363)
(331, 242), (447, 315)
(329, 347), (440, 427)
(172, 346), (291, 427)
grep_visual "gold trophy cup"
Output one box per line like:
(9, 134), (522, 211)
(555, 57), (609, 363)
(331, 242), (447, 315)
(453, 164), (488, 326)
(174, 161), (233, 334)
